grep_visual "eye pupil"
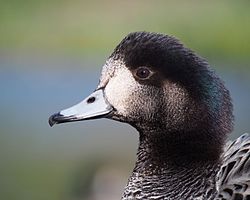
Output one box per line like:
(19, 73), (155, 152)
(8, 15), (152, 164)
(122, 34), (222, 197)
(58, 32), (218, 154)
(136, 67), (150, 79)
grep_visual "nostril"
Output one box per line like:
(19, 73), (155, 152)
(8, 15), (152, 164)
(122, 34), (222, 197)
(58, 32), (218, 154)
(87, 97), (96, 104)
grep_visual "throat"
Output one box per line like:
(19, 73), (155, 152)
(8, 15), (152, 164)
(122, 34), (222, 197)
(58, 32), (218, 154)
(136, 129), (223, 167)
(122, 129), (222, 199)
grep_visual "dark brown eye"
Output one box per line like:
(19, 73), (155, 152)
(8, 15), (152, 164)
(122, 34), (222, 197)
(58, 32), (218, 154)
(135, 67), (151, 79)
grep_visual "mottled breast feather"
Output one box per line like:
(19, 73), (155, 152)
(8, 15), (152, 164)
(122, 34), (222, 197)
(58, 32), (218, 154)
(216, 133), (250, 200)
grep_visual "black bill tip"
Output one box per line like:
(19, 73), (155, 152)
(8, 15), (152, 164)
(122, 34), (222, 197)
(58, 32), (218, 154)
(48, 113), (65, 127)
(48, 112), (81, 127)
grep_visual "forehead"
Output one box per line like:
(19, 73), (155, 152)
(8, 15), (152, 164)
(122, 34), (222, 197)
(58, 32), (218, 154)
(98, 58), (125, 88)
(111, 32), (185, 72)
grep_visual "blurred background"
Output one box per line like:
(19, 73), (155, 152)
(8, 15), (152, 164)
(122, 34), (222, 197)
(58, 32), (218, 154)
(0, 0), (250, 199)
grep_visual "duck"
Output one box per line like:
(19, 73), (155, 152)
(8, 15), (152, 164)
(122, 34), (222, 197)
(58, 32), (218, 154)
(49, 32), (250, 200)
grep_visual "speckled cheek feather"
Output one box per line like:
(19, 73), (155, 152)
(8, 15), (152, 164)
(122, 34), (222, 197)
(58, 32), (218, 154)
(98, 59), (139, 118)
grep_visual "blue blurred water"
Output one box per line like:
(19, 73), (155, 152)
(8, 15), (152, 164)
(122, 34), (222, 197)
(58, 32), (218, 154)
(0, 59), (138, 163)
(0, 58), (249, 156)
(1, 60), (250, 144)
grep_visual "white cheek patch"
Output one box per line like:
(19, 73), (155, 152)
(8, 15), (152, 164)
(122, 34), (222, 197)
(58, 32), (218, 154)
(104, 66), (140, 116)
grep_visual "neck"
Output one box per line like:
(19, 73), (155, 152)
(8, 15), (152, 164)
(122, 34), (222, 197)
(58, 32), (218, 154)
(122, 127), (223, 199)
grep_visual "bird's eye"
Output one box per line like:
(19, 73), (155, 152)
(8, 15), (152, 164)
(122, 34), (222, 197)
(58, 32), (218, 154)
(135, 67), (151, 79)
